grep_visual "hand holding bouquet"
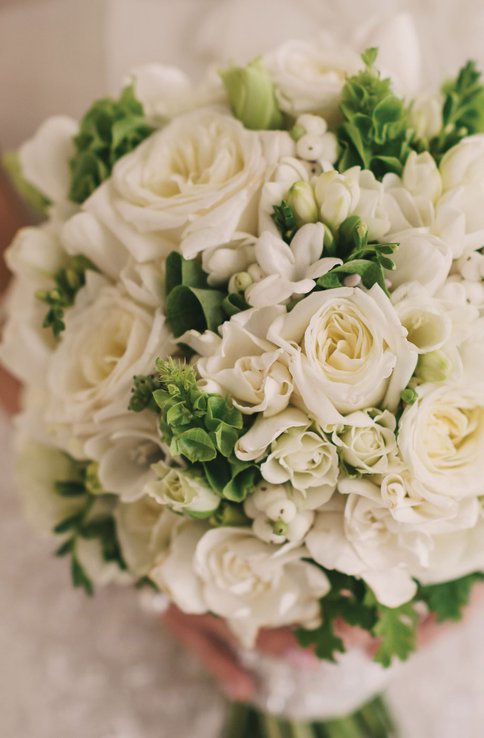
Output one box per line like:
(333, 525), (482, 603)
(3, 36), (484, 734)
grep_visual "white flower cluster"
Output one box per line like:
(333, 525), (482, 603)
(3, 36), (484, 647)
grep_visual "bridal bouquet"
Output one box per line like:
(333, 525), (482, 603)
(3, 35), (484, 736)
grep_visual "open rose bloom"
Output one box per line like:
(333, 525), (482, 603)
(3, 28), (484, 738)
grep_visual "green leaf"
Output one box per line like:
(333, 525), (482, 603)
(71, 554), (94, 596)
(54, 480), (86, 497)
(222, 293), (250, 317)
(362, 47), (378, 67)
(166, 285), (226, 337)
(69, 85), (154, 203)
(372, 600), (419, 667)
(296, 618), (345, 662)
(53, 513), (84, 534)
(205, 395), (243, 431)
(222, 462), (259, 502)
(272, 200), (298, 244)
(165, 251), (207, 296)
(2, 150), (51, 214)
(171, 427), (217, 463)
(213, 424), (239, 458)
(419, 573), (484, 622)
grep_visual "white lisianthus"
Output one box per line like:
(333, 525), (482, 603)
(260, 425), (338, 508)
(154, 524), (329, 647)
(244, 482), (314, 543)
(196, 306), (293, 417)
(119, 258), (165, 309)
(386, 228), (452, 295)
(245, 223), (341, 307)
(331, 409), (401, 476)
(85, 109), (293, 262)
(46, 275), (174, 446)
(235, 407), (309, 461)
(264, 39), (359, 123)
(84, 415), (165, 502)
(398, 383), (484, 500)
(267, 285), (417, 425)
(144, 461), (220, 518)
(305, 496), (419, 608)
(19, 115), (78, 215)
(115, 497), (178, 576)
(6, 223), (67, 285)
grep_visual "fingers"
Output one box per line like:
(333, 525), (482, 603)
(163, 608), (255, 702)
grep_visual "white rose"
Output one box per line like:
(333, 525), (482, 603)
(386, 228), (452, 295)
(144, 461), (220, 518)
(267, 285), (417, 425)
(331, 409), (400, 475)
(85, 109), (293, 262)
(314, 168), (360, 231)
(196, 306), (293, 417)
(245, 482), (314, 544)
(46, 275), (173, 445)
(158, 526), (329, 647)
(115, 496), (177, 576)
(264, 39), (359, 123)
(260, 425), (338, 508)
(398, 383), (484, 499)
(306, 496), (419, 608)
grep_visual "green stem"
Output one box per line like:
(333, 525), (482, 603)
(221, 695), (398, 738)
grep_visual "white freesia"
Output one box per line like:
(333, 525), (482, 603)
(258, 156), (310, 236)
(353, 170), (392, 241)
(409, 94), (443, 142)
(293, 114), (338, 165)
(246, 223), (341, 307)
(386, 228), (452, 295)
(19, 115), (78, 213)
(314, 167), (360, 230)
(155, 524), (329, 647)
(46, 275), (174, 447)
(196, 306), (293, 417)
(402, 151), (442, 204)
(201, 235), (256, 287)
(306, 496), (419, 608)
(244, 482), (314, 543)
(260, 425), (338, 507)
(331, 409), (401, 475)
(116, 496), (178, 576)
(267, 285), (417, 425)
(85, 109), (293, 262)
(144, 461), (220, 518)
(398, 383), (484, 500)
(264, 38), (359, 123)
(84, 414), (165, 502)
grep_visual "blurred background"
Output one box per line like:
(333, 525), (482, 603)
(1, 1), (484, 736)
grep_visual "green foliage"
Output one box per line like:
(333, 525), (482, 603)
(296, 572), (377, 661)
(53, 457), (126, 596)
(148, 358), (259, 501)
(36, 254), (97, 337)
(431, 61), (484, 159)
(419, 573), (484, 622)
(272, 200), (299, 243)
(316, 215), (398, 294)
(337, 49), (416, 179)
(129, 374), (166, 413)
(2, 150), (51, 214)
(370, 597), (419, 667)
(69, 85), (154, 203)
(165, 251), (247, 337)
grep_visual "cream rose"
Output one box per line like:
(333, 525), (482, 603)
(398, 383), (484, 500)
(331, 408), (401, 475)
(154, 524), (329, 647)
(264, 39), (359, 123)
(85, 108), (293, 262)
(144, 461), (220, 518)
(46, 275), (173, 445)
(267, 285), (417, 425)
(195, 306), (293, 417)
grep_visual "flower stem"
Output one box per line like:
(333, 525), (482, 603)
(221, 694), (398, 738)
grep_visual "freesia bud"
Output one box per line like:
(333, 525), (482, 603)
(228, 271), (253, 293)
(287, 181), (319, 225)
(220, 58), (284, 130)
(415, 350), (452, 382)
